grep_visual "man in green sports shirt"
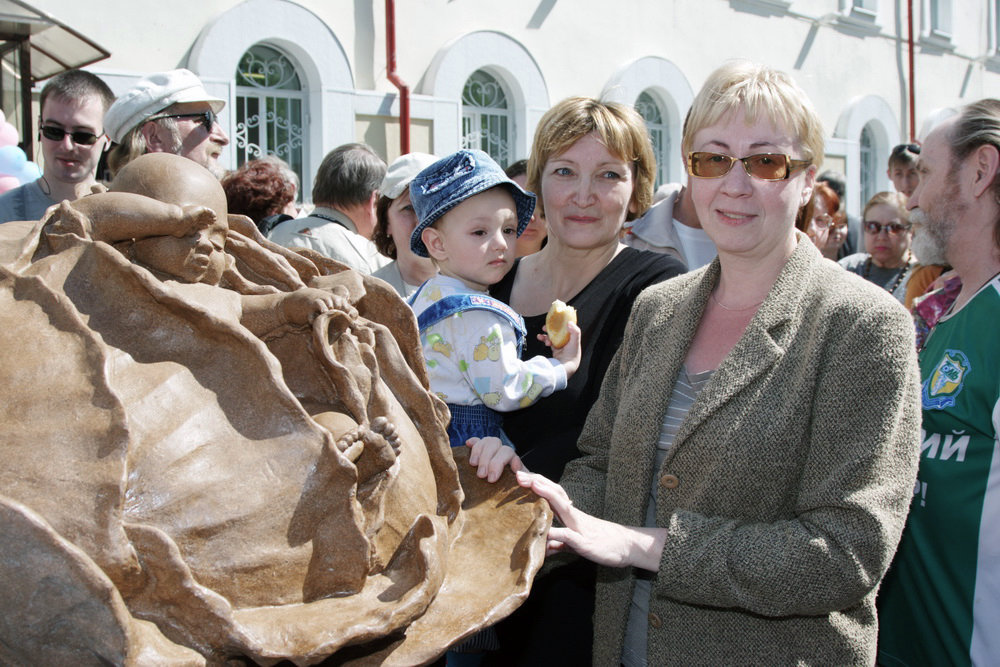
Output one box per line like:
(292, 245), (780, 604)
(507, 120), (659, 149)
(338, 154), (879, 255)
(878, 99), (1000, 666)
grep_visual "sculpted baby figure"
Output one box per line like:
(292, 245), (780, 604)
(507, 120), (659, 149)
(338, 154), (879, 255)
(45, 153), (398, 488)
(48, 152), (354, 335)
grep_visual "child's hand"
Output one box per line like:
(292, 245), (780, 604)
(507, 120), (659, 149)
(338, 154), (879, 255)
(541, 321), (581, 378)
(466, 436), (526, 483)
(281, 287), (357, 325)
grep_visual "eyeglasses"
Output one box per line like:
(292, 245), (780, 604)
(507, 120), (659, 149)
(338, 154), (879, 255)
(864, 221), (911, 235)
(39, 125), (103, 146)
(147, 110), (217, 132)
(811, 214), (834, 230)
(687, 152), (812, 181)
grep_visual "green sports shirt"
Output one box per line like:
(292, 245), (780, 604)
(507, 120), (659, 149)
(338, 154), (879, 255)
(878, 275), (1000, 666)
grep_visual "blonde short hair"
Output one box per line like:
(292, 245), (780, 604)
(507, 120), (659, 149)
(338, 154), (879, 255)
(527, 97), (656, 221)
(683, 61), (824, 169)
(863, 191), (909, 222)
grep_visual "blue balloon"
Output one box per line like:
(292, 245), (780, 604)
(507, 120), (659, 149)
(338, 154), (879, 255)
(15, 161), (40, 184)
(0, 145), (26, 175)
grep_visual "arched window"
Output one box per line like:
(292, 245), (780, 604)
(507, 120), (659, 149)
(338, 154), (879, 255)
(234, 44), (305, 199)
(860, 124), (876, 206)
(461, 70), (511, 167)
(635, 90), (669, 189)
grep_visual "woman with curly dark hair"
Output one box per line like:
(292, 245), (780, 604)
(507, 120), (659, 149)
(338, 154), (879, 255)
(222, 156), (299, 233)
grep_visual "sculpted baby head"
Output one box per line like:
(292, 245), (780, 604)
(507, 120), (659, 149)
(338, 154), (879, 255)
(112, 153), (229, 284)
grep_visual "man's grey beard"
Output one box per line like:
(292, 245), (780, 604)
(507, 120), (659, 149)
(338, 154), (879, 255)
(205, 160), (226, 179)
(909, 208), (950, 266)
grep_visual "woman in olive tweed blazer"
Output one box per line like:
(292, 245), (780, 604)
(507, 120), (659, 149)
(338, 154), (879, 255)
(554, 235), (921, 664)
(507, 62), (922, 666)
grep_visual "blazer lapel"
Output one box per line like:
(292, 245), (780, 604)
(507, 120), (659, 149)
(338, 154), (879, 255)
(672, 236), (817, 451)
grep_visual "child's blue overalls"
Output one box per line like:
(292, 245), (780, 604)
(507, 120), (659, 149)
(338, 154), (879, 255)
(409, 288), (525, 449)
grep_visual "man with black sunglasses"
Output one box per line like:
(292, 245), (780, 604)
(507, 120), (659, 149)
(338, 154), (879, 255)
(104, 69), (229, 178)
(0, 69), (114, 224)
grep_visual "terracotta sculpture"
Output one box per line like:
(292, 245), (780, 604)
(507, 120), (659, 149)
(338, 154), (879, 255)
(0, 153), (550, 665)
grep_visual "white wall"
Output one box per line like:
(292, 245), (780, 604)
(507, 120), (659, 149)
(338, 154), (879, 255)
(42, 0), (1000, 214)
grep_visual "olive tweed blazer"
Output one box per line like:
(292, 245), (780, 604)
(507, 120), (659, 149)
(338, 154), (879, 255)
(560, 236), (922, 666)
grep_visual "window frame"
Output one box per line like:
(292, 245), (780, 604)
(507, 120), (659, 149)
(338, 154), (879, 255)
(635, 90), (670, 190)
(460, 69), (513, 168)
(232, 43), (307, 204)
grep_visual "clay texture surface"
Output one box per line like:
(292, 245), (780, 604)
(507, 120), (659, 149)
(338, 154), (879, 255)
(0, 154), (550, 666)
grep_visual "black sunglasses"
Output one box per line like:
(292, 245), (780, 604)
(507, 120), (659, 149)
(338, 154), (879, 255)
(39, 125), (103, 146)
(148, 110), (217, 133)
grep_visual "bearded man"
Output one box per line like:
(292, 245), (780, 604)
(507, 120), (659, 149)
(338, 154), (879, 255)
(878, 99), (1000, 667)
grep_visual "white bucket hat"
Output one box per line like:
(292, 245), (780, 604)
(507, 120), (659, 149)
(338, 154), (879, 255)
(379, 152), (439, 199)
(104, 69), (226, 143)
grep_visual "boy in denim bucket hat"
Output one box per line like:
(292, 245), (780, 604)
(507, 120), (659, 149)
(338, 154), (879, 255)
(407, 147), (580, 663)
(407, 149), (581, 448)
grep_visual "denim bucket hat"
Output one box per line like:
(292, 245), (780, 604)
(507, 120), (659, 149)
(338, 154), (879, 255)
(409, 149), (536, 258)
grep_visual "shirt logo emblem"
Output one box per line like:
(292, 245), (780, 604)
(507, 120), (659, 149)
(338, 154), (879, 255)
(922, 349), (971, 410)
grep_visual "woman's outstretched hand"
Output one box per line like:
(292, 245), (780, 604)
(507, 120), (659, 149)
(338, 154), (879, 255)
(514, 470), (667, 571)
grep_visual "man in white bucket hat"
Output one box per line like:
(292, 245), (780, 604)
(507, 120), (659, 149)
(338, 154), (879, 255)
(105, 69), (229, 177)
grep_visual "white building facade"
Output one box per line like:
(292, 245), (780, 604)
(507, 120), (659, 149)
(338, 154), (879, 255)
(38, 0), (1000, 216)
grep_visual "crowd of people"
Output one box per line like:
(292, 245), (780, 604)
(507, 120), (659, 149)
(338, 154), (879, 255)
(1, 61), (997, 667)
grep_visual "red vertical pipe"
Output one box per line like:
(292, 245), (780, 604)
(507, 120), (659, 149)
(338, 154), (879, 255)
(385, 0), (410, 155)
(907, 0), (916, 143)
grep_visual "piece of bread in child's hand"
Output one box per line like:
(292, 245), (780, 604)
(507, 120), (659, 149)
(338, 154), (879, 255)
(546, 299), (577, 349)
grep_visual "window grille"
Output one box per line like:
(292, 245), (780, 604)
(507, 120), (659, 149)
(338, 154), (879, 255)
(461, 70), (511, 168)
(234, 44), (305, 200)
(635, 91), (669, 189)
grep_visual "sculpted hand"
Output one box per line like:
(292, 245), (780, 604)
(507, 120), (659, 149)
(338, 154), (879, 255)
(281, 288), (336, 325)
(281, 286), (358, 325)
(326, 285), (358, 319)
(466, 436), (525, 483)
(515, 470), (666, 571)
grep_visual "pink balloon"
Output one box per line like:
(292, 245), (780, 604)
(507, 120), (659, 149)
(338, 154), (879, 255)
(0, 121), (18, 148)
(0, 175), (21, 193)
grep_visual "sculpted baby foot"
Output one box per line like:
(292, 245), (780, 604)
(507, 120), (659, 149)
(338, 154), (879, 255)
(351, 419), (400, 490)
(179, 205), (217, 233)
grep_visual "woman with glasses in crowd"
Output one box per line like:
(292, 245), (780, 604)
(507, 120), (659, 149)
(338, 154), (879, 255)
(839, 191), (915, 303)
(823, 213), (850, 260)
(794, 181), (844, 258)
(479, 61), (921, 665)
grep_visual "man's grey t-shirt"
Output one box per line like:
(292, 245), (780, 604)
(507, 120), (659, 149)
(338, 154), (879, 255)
(0, 180), (56, 224)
